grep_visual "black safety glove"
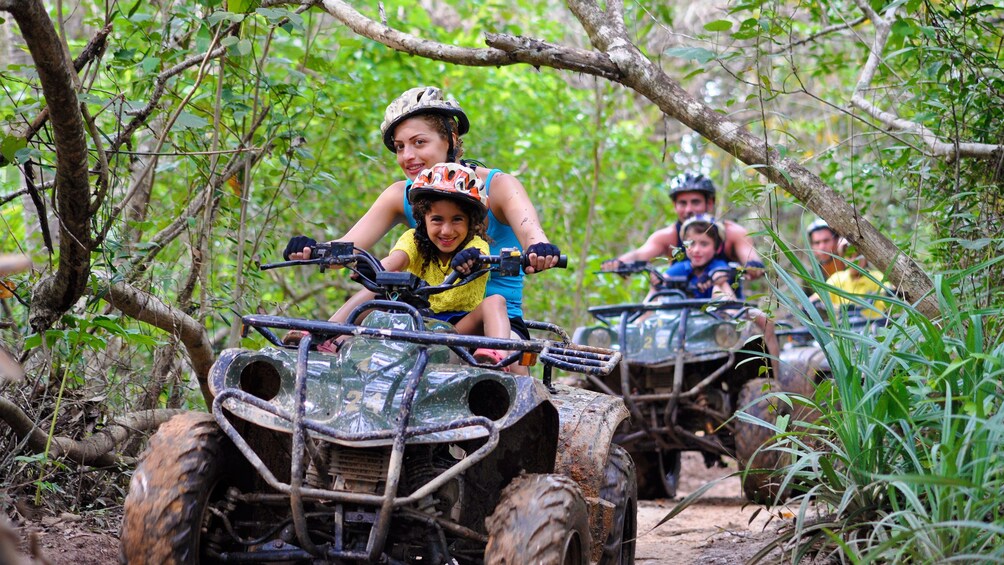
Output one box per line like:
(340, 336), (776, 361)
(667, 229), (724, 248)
(450, 247), (482, 272)
(525, 242), (560, 260)
(351, 259), (377, 282)
(283, 235), (317, 260)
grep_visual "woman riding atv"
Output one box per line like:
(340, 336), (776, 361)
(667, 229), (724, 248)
(283, 86), (561, 342)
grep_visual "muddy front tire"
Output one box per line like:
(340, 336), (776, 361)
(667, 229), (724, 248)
(485, 474), (591, 565)
(120, 411), (244, 564)
(599, 445), (637, 565)
(735, 375), (817, 505)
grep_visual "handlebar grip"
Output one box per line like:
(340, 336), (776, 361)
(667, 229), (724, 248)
(523, 254), (568, 269)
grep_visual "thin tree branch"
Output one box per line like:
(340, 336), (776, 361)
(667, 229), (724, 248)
(90, 272), (215, 404)
(19, 22), (113, 142)
(770, 15), (868, 54)
(849, 3), (1001, 160)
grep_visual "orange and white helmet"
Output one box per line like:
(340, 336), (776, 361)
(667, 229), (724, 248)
(408, 162), (487, 212)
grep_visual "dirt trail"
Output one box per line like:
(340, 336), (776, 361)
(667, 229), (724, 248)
(13, 453), (788, 564)
(633, 453), (790, 564)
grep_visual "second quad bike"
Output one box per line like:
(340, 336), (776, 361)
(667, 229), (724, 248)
(120, 243), (637, 564)
(573, 261), (788, 501)
(737, 304), (892, 503)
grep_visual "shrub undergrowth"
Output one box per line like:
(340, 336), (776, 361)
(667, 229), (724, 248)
(745, 239), (1004, 563)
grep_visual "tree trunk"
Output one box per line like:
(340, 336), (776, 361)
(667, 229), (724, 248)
(1, 0), (95, 332)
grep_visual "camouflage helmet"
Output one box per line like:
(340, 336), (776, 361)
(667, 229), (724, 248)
(408, 162), (487, 213)
(380, 86), (470, 153)
(669, 172), (716, 199)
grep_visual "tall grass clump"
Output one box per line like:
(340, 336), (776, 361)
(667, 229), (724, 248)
(748, 238), (1004, 564)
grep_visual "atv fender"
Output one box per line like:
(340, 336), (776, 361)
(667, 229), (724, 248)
(778, 344), (829, 386)
(549, 385), (629, 562)
(550, 385), (629, 498)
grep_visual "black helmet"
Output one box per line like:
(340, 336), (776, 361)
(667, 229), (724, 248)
(669, 173), (716, 199)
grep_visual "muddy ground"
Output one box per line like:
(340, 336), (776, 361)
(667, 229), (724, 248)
(10, 453), (796, 564)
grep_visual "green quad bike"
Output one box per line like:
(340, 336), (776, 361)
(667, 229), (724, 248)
(572, 261), (794, 502)
(738, 305), (892, 503)
(120, 243), (637, 564)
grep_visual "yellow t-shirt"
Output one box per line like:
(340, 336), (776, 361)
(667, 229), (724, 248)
(391, 230), (490, 314)
(825, 269), (888, 314)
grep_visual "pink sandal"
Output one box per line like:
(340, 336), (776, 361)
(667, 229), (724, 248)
(473, 348), (511, 372)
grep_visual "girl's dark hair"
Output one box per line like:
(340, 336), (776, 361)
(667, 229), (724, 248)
(411, 195), (488, 271)
(683, 220), (724, 250)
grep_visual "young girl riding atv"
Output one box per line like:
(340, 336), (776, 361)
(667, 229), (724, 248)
(377, 162), (513, 366)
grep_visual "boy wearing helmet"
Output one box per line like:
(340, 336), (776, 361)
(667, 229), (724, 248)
(664, 215), (734, 300)
(602, 173), (763, 278)
(284, 86), (559, 340)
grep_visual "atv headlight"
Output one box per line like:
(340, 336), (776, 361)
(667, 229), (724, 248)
(239, 360), (282, 401)
(585, 328), (614, 349)
(713, 323), (740, 349)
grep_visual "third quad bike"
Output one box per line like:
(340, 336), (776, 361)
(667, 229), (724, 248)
(573, 261), (792, 501)
(737, 304), (892, 503)
(121, 243), (636, 564)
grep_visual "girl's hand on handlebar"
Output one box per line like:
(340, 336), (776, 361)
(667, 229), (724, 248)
(450, 248), (482, 275)
(524, 242), (560, 274)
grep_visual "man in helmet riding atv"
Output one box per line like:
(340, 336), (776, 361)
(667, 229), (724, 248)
(601, 172), (765, 279)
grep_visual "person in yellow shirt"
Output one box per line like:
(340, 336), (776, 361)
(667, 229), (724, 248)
(811, 252), (889, 317)
(328, 162), (512, 365)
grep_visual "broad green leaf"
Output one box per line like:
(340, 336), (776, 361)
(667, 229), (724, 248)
(1, 134), (27, 165)
(173, 111), (209, 130)
(664, 46), (716, 64)
(704, 20), (733, 32)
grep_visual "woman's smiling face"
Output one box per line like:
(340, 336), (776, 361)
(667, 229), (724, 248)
(393, 116), (451, 180)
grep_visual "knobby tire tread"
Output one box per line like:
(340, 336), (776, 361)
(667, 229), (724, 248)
(484, 473), (590, 565)
(120, 411), (227, 565)
(598, 444), (637, 565)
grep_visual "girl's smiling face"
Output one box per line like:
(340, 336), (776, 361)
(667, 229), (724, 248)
(424, 199), (470, 260)
(683, 229), (717, 268)
(393, 116), (451, 180)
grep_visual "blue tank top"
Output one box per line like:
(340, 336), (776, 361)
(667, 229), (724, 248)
(403, 169), (524, 317)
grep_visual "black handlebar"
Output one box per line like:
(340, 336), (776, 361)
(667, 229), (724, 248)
(262, 243), (567, 309)
(442, 251), (568, 285)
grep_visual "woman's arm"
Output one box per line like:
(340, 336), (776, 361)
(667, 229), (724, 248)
(338, 182), (409, 250)
(286, 182), (409, 260)
(486, 172), (557, 273)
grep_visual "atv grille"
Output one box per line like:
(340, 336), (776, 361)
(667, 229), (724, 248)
(313, 446), (390, 494)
